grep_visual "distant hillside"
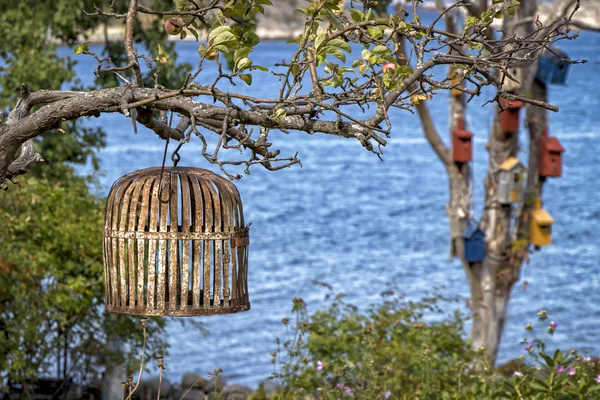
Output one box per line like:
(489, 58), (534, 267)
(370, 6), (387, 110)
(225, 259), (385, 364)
(86, 0), (600, 43)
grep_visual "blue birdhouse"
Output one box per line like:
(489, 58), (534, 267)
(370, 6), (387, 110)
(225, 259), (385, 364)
(462, 220), (486, 263)
(535, 48), (570, 85)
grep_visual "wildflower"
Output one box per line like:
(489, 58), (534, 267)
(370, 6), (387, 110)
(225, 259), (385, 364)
(316, 361), (324, 371)
(525, 323), (534, 331)
(556, 364), (565, 373)
(384, 391), (391, 399)
(537, 309), (548, 321)
(514, 371), (523, 377)
(584, 357), (592, 363)
(567, 367), (576, 376)
(596, 375), (600, 384)
(317, 388), (322, 392)
(345, 387), (354, 398)
(524, 344), (533, 353)
(336, 383), (345, 390)
(550, 321), (558, 329)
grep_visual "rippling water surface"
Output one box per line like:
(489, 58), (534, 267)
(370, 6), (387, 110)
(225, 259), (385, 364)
(66, 24), (600, 386)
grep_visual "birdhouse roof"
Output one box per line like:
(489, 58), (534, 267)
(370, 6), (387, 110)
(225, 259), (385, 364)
(545, 137), (565, 153)
(501, 98), (524, 110)
(462, 220), (484, 239)
(498, 157), (525, 172)
(532, 209), (554, 225)
(454, 129), (473, 139)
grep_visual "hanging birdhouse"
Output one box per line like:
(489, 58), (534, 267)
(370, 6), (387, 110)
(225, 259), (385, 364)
(462, 220), (485, 262)
(501, 66), (523, 93)
(535, 48), (570, 85)
(496, 157), (527, 204)
(530, 209), (554, 247)
(499, 98), (524, 132)
(103, 167), (250, 316)
(452, 128), (473, 163)
(539, 134), (565, 178)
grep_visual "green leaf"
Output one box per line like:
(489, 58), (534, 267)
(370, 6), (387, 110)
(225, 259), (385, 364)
(239, 74), (252, 85)
(327, 39), (351, 54)
(73, 42), (89, 55)
(235, 47), (252, 63)
(324, 46), (346, 62)
(208, 26), (235, 45)
(372, 45), (388, 55)
(349, 8), (364, 22)
(314, 33), (328, 52)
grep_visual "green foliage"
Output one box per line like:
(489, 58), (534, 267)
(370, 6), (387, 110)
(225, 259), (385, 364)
(0, 176), (168, 388)
(267, 290), (600, 399)
(0, 0), (196, 388)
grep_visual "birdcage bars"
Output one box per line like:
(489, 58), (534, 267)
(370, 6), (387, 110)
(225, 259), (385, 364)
(103, 167), (250, 316)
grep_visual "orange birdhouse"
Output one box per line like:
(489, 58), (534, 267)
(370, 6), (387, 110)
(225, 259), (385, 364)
(452, 128), (473, 163)
(539, 133), (565, 178)
(499, 98), (523, 132)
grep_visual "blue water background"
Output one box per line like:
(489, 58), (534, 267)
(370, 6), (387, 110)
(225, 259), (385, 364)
(62, 21), (600, 386)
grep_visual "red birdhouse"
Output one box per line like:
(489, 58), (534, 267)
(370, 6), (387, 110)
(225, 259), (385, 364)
(539, 135), (565, 177)
(499, 98), (524, 132)
(452, 128), (473, 163)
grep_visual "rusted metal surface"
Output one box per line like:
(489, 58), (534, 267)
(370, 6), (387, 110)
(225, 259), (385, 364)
(103, 167), (250, 316)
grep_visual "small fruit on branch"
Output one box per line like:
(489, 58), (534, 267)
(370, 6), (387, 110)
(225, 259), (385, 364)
(165, 18), (183, 35)
(382, 62), (396, 74)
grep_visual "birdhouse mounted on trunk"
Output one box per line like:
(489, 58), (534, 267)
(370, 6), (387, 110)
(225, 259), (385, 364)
(452, 119), (473, 163)
(501, 67), (523, 93)
(536, 48), (570, 85)
(450, 72), (462, 96)
(462, 220), (485, 262)
(531, 209), (554, 247)
(103, 167), (251, 317)
(496, 157), (526, 204)
(499, 98), (524, 133)
(539, 130), (565, 178)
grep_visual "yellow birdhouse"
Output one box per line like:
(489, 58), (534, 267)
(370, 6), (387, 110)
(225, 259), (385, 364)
(530, 209), (554, 247)
(450, 73), (462, 96)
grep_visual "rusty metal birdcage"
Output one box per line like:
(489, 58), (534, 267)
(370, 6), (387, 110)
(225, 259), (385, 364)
(103, 167), (250, 316)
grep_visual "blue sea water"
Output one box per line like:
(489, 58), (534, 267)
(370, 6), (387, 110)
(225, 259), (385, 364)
(63, 25), (600, 387)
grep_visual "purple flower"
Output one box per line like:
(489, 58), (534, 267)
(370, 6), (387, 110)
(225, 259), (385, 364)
(596, 374), (600, 384)
(567, 367), (576, 376)
(336, 383), (345, 390)
(384, 391), (391, 399)
(524, 344), (533, 353)
(316, 360), (324, 371)
(550, 321), (558, 329)
(344, 387), (354, 397)
(514, 371), (523, 377)
(556, 364), (565, 373)
(316, 388), (322, 392)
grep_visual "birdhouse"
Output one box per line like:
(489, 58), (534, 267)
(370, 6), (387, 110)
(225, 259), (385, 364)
(496, 157), (526, 204)
(535, 48), (570, 85)
(452, 128), (473, 163)
(530, 209), (554, 247)
(539, 135), (565, 178)
(450, 72), (462, 96)
(501, 66), (523, 93)
(462, 220), (485, 262)
(103, 167), (250, 316)
(499, 98), (524, 132)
